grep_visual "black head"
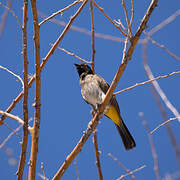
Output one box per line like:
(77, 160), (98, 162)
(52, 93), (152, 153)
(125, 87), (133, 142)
(74, 63), (93, 77)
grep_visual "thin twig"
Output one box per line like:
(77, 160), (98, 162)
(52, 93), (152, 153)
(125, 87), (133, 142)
(139, 112), (162, 180)
(0, 118), (33, 149)
(117, 165), (146, 180)
(122, 0), (132, 37)
(52, 1), (158, 179)
(108, 153), (136, 180)
(144, 33), (180, 62)
(0, 1), (22, 29)
(39, 0), (82, 26)
(74, 159), (80, 180)
(92, 0), (127, 37)
(17, 0), (29, 179)
(114, 19), (128, 35)
(151, 117), (180, 134)
(129, 0), (134, 28)
(41, 162), (48, 180)
(28, 0), (41, 179)
(0, 0), (12, 36)
(114, 71), (180, 95)
(0, 65), (24, 88)
(0, 124), (23, 149)
(90, 0), (95, 73)
(93, 130), (103, 180)
(52, 45), (91, 64)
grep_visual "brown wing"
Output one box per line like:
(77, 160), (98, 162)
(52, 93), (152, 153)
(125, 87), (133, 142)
(94, 74), (121, 115)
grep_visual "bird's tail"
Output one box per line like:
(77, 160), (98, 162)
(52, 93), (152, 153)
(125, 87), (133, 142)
(115, 120), (136, 151)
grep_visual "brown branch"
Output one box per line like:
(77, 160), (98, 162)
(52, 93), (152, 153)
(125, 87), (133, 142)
(108, 153), (136, 180)
(129, 0), (134, 28)
(93, 130), (103, 180)
(17, 0), (29, 179)
(92, 0), (127, 37)
(114, 71), (180, 95)
(39, 0), (82, 26)
(142, 43), (180, 170)
(151, 117), (180, 134)
(0, 0), (12, 36)
(122, 0), (132, 37)
(54, 45), (91, 64)
(0, 0), (89, 126)
(90, 0), (95, 73)
(139, 112), (162, 180)
(52, 1), (158, 179)
(28, 0), (41, 179)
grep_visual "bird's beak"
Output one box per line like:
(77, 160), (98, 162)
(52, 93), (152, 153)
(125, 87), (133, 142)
(74, 63), (80, 68)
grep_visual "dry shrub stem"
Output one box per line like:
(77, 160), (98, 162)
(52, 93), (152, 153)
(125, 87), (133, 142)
(52, 1), (158, 179)
(17, 1), (29, 178)
(90, 0), (95, 73)
(28, 0), (41, 179)
(93, 131), (103, 180)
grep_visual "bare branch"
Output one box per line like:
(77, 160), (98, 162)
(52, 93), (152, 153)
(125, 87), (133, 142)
(90, 0), (95, 73)
(117, 165), (146, 180)
(0, 1), (22, 29)
(93, 130), (103, 180)
(122, 0), (132, 37)
(151, 117), (180, 134)
(108, 153), (136, 180)
(129, 0), (134, 28)
(0, 65), (24, 88)
(139, 112), (162, 180)
(39, 0), (82, 26)
(142, 44), (180, 122)
(28, 0), (41, 179)
(74, 159), (80, 180)
(114, 71), (180, 95)
(0, 0), (12, 36)
(17, 0), (29, 179)
(148, 8), (180, 36)
(92, 0), (127, 37)
(144, 33), (180, 62)
(54, 45), (91, 64)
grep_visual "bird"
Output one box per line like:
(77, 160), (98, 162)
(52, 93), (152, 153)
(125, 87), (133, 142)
(74, 63), (136, 150)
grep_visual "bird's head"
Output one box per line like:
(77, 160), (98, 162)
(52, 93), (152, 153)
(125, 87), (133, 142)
(74, 63), (93, 78)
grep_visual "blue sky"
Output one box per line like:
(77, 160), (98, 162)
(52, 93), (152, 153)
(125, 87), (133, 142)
(0, 0), (180, 179)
